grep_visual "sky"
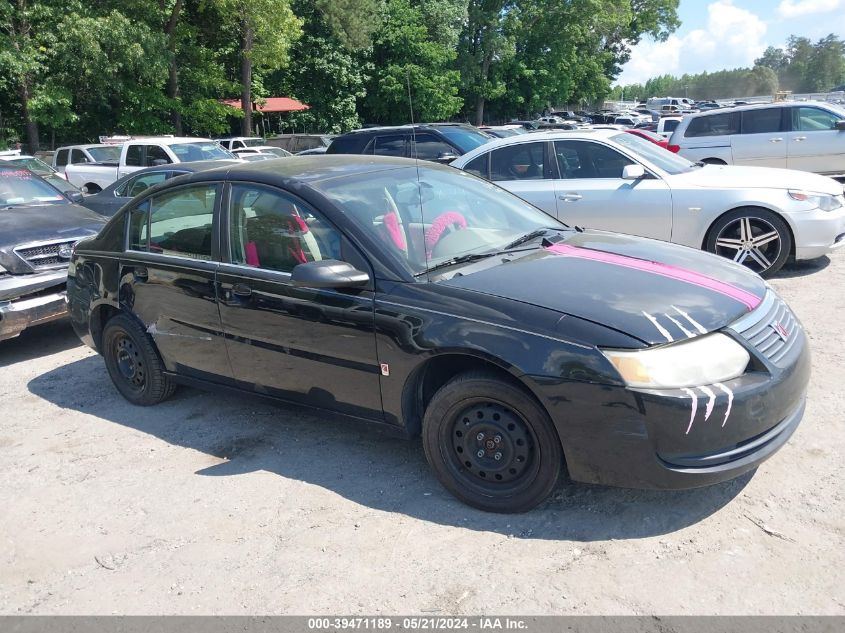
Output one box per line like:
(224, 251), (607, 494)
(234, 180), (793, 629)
(617, 0), (845, 85)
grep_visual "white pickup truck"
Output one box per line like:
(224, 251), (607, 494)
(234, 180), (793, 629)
(64, 137), (236, 193)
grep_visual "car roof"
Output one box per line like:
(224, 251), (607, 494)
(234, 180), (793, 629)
(337, 123), (477, 136)
(686, 100), (834, 118)
(185, 155), (448, 186)
(128, 137), (214, 145)
(57, 144), (117, 150)
(125, 159), (243, 176)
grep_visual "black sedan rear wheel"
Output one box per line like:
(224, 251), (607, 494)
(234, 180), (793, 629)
(102, 314), (175, 406)
(422, 371), (562, 513)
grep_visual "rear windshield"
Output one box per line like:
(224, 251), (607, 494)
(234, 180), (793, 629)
(0, 168), (66, 205)
(611, 133), (695, 175)
(8, 157), (54, 174)
(88, 146), (122, 162)
(435, 127), (492, 153)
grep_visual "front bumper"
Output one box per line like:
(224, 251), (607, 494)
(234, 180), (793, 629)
(0, 270), (69, 341)
(788, 206), (845, 260)
(530, 294), (811, 490)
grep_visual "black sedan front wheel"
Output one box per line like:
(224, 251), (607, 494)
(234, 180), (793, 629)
(422, 371), (562, 513)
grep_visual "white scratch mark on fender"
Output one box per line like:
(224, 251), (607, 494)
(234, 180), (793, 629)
(147, 323), (212, 341)
(666, 314), (694, 338)
(714, 382), (734, 427)
(681, 387), (698, 434)
(699, 385), (716, 421)
(671, 305), (708, 334)
(642, 311), (673, 342)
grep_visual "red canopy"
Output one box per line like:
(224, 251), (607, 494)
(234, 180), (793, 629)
(222, 97), (310, 113)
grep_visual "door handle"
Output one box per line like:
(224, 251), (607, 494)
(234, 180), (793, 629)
(231, 283), (252, 298)
(793, 136), (807, 142)
(769, 137), (783, 143)
(559, 193), (582, 202)
(133, 267), (148, 281)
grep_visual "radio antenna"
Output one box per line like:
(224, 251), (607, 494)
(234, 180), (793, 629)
(406, 69), (429, 274)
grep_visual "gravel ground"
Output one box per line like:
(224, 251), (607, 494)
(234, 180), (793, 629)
(0, 254), (843, 615)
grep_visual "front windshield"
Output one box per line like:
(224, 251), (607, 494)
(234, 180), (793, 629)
(9, 157), (54, 174)
(88, 146), (122, 162)
(243, 138), (266, 147)
(264, 147), (291, 157)
(316, 165), (565, 276)
(611, 132), (694, 175)
(0, 168), (66, 205)
(170, 142), (235, 161)
(436, 127), (492, 153)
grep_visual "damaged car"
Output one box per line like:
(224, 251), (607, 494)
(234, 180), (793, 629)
(0, 165), (106, 341)
(67, 157), (809, 512)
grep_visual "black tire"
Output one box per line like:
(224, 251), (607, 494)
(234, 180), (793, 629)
(422, 371), (562, 513)
(102, 314), (175, 406)
(705, 207), (792, 277)
(701, 158), (726, 165)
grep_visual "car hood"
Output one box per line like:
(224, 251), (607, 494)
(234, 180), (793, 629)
(674, 164), (842, 195)
(0, 203), (106, 272)
(442, 231), (767, 346)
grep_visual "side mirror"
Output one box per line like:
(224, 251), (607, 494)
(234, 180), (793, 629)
(151, 158), (169, 166)
(434, 152), (458, 164)
(66, 190), (84, 204)
(835, 120), (845, 131)
(622, 164), (646, 180)
(290, 259), (369, 289)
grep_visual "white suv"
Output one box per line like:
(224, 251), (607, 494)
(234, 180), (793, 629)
(668, 101), (845, 178)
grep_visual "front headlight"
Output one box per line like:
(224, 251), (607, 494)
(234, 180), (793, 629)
(601, 333), (750, 389)
(788, 189), (843, 211)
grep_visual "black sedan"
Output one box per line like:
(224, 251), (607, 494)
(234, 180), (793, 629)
(67, 157), (810, 512)
(80, 159), (242, 217)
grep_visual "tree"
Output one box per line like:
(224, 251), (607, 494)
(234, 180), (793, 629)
(806, 35), (845, 92)
(756, 46), (788, 73)
(270, 0), (372, 133)
(363, 0), (463, 124)
(203, 0), (301, 135)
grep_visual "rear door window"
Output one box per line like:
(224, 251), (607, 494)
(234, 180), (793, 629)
(125, 145), (143, 166)
(372, 135), (407, 157)
(490, 142), (547, 181)
(464, 153), (490, 179)
(116, 171), (170, 197)
(741, 108), (783, 134)
(685, 111), (740, 137)
(129, 184), (219, 260)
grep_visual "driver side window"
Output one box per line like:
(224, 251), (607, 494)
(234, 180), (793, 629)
(554, 140), (633, 179)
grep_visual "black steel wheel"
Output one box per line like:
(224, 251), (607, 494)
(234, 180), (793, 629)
(706, 208), (791, 277)
(422, 371), (562, 513)
(102, 314), (175, 406)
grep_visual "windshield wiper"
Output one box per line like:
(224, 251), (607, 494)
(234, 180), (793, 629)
(502, 227), (561, 251)
(416, 252), (498, 277)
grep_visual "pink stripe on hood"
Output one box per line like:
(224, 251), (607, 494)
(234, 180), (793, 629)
(545, 243), (762, 310)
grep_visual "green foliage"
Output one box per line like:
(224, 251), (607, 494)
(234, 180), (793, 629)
(362, 0), (463, 124)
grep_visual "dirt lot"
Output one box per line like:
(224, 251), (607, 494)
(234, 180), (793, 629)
(1, 255), (844, 616)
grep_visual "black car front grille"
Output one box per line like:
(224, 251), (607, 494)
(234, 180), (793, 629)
(730, 291), (800, 366)
(15, 239), (79, 271)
